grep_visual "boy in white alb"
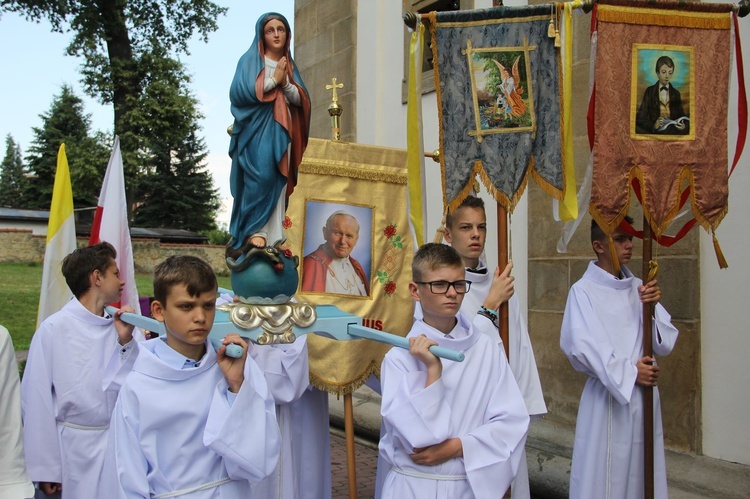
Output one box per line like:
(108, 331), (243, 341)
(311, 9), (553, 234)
(21, 242), (139, 498)
(106, 256), (280, 498)
(379, 243), (529, 498)
(561, 218), (679, 498)
(443, 195), (546, 498)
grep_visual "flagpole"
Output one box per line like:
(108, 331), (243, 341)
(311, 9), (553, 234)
(642, 215), (654, 499)
(498, 203), (510, 360)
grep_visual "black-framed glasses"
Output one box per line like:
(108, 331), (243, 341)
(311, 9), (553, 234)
(415, 280), (471, 294)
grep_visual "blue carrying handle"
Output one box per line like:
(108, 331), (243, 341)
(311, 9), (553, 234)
(105, 306), (244, 359)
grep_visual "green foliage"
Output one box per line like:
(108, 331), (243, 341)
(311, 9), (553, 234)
(201, 225), (232, 246)
(2, 0), (227, 221)
(23, 85), (109, 210)
(132, 55), (220, 231)
(0, 262), (41, 350)
(0, 134), (28, 208)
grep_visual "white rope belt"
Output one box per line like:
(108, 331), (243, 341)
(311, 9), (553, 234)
(151, 477), (232, 498)
(393, 467), (467, 481)
(56, 421), (109, 431)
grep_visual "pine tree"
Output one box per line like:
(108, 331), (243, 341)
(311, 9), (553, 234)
(133, 56), (220, 232)
(24, 85), (109, 210)
(0, 134), (27, 208)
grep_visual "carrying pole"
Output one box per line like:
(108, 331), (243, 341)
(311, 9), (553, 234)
(642, 216), (655, 499)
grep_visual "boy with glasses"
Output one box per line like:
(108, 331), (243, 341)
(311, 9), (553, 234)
(377, 243), (529, 498)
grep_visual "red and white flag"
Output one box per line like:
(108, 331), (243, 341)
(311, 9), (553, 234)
(89, 136), (140, 314)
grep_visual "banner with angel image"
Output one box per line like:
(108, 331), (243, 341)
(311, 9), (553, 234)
(429, 5), (570, 214)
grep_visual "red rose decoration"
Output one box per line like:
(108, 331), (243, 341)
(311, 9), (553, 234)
(273, 262), (284, 273)
(282, 249), (293, 258)
(283, 216), (292, 229)
(384, 281), (396, 295)
(384, 225), (397, 238)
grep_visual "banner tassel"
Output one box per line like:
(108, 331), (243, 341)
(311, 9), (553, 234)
(712, 231), (729, 269)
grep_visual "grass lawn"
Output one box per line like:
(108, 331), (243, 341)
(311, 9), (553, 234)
(0, 262), (231, 351)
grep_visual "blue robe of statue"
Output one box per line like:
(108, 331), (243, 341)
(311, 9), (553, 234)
(228, 12), (310, 250)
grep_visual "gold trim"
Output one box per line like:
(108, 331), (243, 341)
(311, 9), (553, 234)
(598, 4), (731, 30)
(436, 14), (549, 28)
(300, 162), (407, 184)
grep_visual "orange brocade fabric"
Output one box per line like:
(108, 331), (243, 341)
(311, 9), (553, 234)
(591, 3), (732, 236)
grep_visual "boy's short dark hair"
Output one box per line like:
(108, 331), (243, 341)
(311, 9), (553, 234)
(445, 195), (485, 229)
(655, 55), (674, 73)
(61, 242), (117, 298)
(412, 243), (463, 282)
(153, 255), (217, 304)
(590, 215), (635, 244)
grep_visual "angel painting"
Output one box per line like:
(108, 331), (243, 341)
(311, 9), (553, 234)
(470, 49), (533, 136)
(493, 57), (527, 118)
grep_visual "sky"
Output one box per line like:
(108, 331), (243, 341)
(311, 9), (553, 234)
(0, 1), (295, 226)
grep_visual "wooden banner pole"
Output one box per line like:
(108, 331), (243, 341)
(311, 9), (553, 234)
(642, 216), (655, 499)
(344, 393), (358, 499)
(498, 203), (510, 360)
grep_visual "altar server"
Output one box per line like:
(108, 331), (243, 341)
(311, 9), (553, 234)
(106, 256), (280, 498)
(21, 242), (139, 498)
(378, 243), (529, 498)
(561, 217), (679, 498)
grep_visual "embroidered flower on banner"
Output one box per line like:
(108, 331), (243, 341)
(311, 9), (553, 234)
(283, 216), (292, 229)
(377, 222), (403, 297)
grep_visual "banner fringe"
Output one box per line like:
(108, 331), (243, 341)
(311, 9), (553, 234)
(309, 362), (380, 396)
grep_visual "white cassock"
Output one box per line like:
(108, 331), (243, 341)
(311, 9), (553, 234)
(0, 326), (34, 499)
(378, 314), (529, 499)
(560, 262), (679, 499)
(106, 338), (281, 498)
(460, 262), (547, 499)
(20, 299), (139, 499)
(249, 337), (332, 499)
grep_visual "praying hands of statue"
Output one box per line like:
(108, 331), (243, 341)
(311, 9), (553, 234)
(638, 279), (661, 304)
(409, 438), (464, 466)
(636, 356), (660, 387)
(483, 262), (515, 311)
(273, 57), (288, 86)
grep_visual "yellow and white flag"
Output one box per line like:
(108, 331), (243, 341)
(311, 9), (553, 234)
(37, 144), (76, 326)
(407, 22), (427, 247)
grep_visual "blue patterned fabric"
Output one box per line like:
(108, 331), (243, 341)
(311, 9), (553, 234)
(432, 6), (563, 211)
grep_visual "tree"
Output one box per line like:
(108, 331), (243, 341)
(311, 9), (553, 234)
(24, 85), (109, 210)
(1, 0), (226, 194)
(132, 55), (220, 232)
(0, 134), (27, 208)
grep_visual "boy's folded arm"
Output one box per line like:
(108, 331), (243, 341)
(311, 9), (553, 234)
(381, 357), (454, 449)
(203, 355), (281, 482)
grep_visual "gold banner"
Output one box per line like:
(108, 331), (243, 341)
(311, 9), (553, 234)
(286, 139), (415, 394)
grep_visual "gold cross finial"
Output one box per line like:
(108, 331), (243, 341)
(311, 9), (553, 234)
(326, 77), (344, 103)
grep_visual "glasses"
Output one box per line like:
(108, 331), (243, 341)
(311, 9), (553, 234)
(265, 27), (286, 36)
(415, 280), (471, 294)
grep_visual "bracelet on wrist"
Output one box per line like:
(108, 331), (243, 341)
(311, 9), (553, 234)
(479, 306), (498, 321)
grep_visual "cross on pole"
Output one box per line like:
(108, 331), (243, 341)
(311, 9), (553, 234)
(326, 77), (344, 103)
